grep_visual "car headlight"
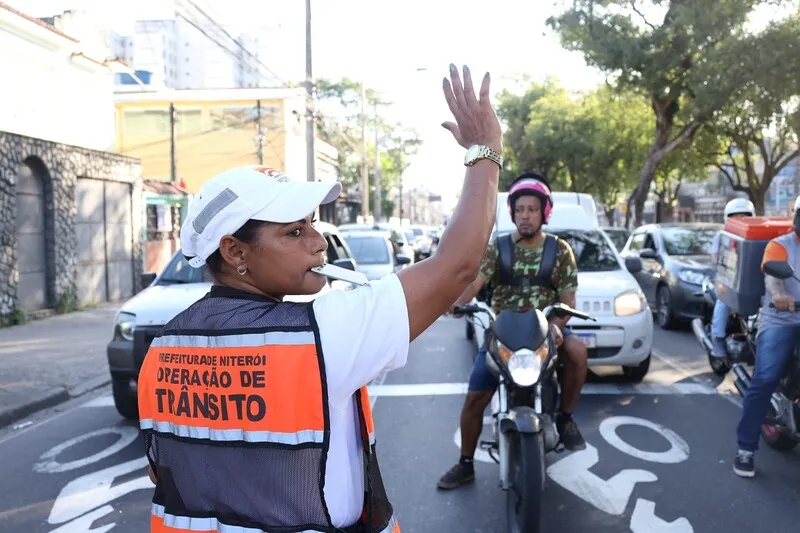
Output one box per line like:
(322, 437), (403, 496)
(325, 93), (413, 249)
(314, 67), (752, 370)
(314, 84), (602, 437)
(114, 312), (136, 341)
(615, 289), (646, 316)
(678, 269), (706, 285)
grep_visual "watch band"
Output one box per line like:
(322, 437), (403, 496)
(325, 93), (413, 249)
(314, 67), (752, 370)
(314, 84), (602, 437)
(466, 145), (503, 168)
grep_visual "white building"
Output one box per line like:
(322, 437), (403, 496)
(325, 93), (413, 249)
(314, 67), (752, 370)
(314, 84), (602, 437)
(0, 6), (126, 151)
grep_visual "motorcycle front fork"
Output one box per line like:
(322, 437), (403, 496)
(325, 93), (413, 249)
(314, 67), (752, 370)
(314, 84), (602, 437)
(491, 381), (545, 490)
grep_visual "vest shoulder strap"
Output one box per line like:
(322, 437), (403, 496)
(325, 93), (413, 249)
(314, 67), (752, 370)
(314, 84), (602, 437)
(497, 234), (559, 290)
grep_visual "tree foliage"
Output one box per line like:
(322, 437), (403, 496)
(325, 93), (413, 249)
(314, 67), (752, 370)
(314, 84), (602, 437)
(548, 0), (800, 226)
(315, 78), (422, 216)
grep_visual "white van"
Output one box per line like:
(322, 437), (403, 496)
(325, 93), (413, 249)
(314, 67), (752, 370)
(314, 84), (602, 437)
(495, 191), (599, 234)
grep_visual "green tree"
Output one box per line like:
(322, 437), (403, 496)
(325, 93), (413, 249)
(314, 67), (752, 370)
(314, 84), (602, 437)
(548, 0), (800, 226)
(316, 78), (422, 216)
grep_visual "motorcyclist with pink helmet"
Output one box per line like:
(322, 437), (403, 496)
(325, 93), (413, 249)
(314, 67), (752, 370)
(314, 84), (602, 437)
(437, 172), (588, 490)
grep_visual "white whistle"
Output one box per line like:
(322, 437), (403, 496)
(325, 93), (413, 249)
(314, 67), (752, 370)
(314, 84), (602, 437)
(311, 263), (369, 286)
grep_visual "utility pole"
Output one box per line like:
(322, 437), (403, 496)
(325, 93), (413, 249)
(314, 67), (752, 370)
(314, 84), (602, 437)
(360, 81), (369, 219)
(398, 150), (404, 221)
(373, 100), (382, 221)
(169, 102), (177, 183)
(304, 0), (315, 182)
(256, 99), (264, 165)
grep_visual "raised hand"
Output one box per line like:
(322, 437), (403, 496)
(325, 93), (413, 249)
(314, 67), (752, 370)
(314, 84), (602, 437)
(441, 64), (502, 153)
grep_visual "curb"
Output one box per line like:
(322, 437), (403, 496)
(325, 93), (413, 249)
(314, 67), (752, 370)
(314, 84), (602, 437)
(0, 387), (69, 429)
(0, 376), (112, 430)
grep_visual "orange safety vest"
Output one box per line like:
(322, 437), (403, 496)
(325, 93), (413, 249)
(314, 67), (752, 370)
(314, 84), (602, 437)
(137, 286), (400, 533)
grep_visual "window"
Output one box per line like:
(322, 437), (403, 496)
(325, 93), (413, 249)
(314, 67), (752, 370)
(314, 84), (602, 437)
(158, 253), (212, 284)
(344, 236), (390, 265)
(628, 232), (645, 252)
(661, 227), (719, 255)
(124, 109), (170, 136)
(551, 230), (620, 272)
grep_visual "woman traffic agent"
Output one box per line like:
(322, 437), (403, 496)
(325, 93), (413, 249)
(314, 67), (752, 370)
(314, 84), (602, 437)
(136, 64), (503, 533)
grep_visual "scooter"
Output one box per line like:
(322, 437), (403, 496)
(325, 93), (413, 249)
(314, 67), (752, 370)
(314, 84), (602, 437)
(731, 260), (800, 451)
(455, 302), (595, 533)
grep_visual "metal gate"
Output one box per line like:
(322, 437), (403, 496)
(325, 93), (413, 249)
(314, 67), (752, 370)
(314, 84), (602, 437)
(75, 178), (135, 306)
(15, 164), (48, 311)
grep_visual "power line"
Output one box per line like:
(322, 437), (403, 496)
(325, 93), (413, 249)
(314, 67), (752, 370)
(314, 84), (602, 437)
(177, 0), (287, 87)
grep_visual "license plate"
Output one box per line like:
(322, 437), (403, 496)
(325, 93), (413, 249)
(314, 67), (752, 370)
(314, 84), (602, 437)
(576, 333), (596, 348)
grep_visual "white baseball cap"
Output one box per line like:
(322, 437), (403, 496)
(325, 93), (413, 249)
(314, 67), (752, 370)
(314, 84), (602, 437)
(181, 165), (341, 267)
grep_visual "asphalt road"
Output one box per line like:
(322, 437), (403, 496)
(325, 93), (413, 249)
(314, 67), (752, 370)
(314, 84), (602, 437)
(1, 317), (799, 533)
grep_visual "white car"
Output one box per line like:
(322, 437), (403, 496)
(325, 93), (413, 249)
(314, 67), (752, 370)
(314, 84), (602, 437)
(467, 202), (654, 381)
(105, 221), (360, 419)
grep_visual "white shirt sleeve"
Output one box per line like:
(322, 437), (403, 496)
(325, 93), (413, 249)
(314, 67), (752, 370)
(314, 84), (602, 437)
(312, 274), (410, 406)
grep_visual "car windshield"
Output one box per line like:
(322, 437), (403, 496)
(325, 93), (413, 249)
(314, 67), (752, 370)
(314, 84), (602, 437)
(158, 254), (213, 284)
(412, 228), (424, 236)
(344, 236), (390, 265)
(604, 229), (630, 251)
(662, 227), (718, 255)
(404, 231), (415, 242)
(550, 229), (621, 272)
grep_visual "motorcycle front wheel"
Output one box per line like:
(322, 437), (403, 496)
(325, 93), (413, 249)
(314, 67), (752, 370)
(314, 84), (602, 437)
(506, 431), (544, 533)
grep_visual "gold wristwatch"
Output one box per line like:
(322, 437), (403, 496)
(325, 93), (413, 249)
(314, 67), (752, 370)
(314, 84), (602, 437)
(464, 144), (503, 168)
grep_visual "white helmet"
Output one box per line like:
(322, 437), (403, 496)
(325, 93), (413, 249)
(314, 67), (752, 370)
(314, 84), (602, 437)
(793, 196), (800, 215)
(724, 198), (755, 219)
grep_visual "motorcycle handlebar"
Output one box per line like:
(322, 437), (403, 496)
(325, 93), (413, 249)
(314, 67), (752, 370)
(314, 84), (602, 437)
(453, 304), (484, 315)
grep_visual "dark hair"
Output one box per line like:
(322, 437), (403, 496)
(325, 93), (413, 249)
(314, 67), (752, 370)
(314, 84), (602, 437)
(206, 219), (270, 276)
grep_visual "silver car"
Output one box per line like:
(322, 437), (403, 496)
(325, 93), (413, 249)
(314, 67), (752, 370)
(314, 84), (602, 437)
(341, 230), (412, 281)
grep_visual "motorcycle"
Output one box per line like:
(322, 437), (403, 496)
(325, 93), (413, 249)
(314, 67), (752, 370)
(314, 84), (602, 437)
(731, 260), (800, 452)
(455, 302), (595, 533)
(690, 276), (756, 376)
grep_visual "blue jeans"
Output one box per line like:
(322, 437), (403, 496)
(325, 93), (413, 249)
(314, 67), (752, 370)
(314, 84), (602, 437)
(711, 299), (730, 339)
(736, 326), (799, 451)
(468, 328), (573, 392)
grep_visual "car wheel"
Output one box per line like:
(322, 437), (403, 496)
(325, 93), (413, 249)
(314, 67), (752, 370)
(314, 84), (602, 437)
(656, 286), (677, 330)
(622, 353), (651, 382)
(112, 379), (139, 420)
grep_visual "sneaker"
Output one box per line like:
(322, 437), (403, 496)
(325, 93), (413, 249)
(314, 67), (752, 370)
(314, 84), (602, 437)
(557, 417), (587, 451)
(712, 337), (727, 358)
(437, 462), (475, 490)
(733, 450), (755, 478)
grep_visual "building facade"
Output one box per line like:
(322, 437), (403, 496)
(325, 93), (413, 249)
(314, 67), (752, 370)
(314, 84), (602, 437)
(114, 88), (344, 214)
(0, 5), (143, 319)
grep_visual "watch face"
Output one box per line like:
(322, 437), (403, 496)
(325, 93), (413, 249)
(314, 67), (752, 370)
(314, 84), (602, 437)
(465, 145), (481, 164)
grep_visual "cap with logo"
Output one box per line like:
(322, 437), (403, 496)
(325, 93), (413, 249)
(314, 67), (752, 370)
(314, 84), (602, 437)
(181, 165), (341, 268)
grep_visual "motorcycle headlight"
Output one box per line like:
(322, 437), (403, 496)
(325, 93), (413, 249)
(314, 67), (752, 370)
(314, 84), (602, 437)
(678, 269), (706, 285)
(614, 289), (646, 317)
(114, 312), (136, 341)
(507, 344), (549, 387)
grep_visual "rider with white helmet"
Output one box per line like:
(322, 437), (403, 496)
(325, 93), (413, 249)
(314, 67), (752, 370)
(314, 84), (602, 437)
(709, 197), (756, 359)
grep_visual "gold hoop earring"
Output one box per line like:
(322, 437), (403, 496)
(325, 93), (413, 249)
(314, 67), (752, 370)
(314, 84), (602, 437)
(237, 264), (248, 276)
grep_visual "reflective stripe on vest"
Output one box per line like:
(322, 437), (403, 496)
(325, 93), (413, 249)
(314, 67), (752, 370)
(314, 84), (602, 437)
(138, 331), (325, 444)
(151, 505), (400, 533)
(358, 386), (376, 446)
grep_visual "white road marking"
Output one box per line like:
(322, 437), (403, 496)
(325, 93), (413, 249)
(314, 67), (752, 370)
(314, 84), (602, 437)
(652, 349), (744, 408)
(599, 416), (690, 464)
(81, 395), (116, 408)
(366, 381), (719, 397)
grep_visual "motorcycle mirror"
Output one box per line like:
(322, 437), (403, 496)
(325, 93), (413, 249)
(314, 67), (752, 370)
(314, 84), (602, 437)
(763, 260), (793, 280)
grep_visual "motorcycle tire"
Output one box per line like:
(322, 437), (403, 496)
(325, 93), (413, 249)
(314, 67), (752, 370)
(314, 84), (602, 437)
(506, 432), (544, 533)
(762, 407), (800, 452)
(707, 353), (731, 377)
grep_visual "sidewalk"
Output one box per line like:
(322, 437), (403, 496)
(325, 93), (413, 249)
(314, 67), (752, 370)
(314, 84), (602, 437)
(0, 302), (121, 428)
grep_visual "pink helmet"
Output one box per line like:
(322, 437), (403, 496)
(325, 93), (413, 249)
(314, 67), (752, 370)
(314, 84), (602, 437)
(508, 177), (553, 223)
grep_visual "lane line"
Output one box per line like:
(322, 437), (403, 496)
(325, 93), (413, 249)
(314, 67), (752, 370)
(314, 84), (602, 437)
(652, 349), (743, 408)
(367, 381), (720, 397)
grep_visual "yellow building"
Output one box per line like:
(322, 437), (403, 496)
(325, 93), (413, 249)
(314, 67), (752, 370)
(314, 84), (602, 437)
(114, 87), (337, 194)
